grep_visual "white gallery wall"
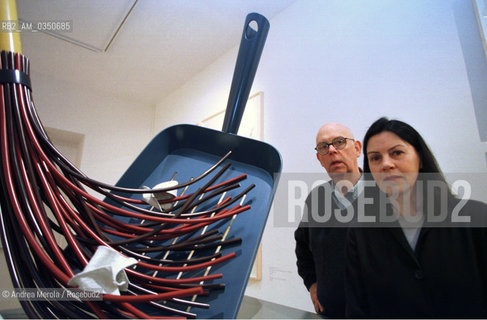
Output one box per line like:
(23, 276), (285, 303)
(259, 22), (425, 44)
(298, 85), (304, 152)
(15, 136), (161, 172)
(30, 72), (154, 187)
(153, 0), (487, 312)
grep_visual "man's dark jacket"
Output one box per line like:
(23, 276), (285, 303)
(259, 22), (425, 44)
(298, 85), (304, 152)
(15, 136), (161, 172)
(294, 180), (379, 318)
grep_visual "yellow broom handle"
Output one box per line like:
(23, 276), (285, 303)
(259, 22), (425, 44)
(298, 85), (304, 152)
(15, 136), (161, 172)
(0, 0), (21, 53)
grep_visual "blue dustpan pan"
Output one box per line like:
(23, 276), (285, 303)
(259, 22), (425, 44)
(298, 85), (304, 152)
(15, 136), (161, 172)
(110, 13), (281, 319)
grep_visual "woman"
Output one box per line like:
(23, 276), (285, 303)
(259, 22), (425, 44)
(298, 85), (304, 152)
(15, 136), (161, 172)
(345, 117), (487, 318)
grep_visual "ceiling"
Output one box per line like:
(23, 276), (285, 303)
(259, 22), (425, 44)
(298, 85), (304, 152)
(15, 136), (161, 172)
(16, 0), (296, 106)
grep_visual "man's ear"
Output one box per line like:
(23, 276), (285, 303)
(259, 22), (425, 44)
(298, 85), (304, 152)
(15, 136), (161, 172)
(316, 152), (321, 162)
(355, 140), (362, 157)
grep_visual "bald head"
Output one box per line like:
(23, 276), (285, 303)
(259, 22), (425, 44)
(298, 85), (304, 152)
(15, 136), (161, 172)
(316, 123), (355, 145)
(315, 122), (362, 184)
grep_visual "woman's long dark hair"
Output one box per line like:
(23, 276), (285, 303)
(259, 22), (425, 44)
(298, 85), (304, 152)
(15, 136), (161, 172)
(363, 117), (452, 197)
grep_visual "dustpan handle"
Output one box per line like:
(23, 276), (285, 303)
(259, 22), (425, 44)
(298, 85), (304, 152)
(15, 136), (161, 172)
(221, 12), (269, 134)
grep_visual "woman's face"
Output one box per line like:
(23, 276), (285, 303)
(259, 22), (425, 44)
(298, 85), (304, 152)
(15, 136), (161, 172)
(366, 131), (421, 197)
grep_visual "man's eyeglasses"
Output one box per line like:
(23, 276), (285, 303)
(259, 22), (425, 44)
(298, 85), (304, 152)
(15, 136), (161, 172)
(315, 137), (354, 155)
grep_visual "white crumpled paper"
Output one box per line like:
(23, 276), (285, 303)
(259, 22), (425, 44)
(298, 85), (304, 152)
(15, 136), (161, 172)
(142, 180), (178, 211)
(68, 246), (137, 295)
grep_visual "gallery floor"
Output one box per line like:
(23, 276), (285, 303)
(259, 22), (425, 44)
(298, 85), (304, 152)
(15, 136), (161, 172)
(0, 295), (320, 319)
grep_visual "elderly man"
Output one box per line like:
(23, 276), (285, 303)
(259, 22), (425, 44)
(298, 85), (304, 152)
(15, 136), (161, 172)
(294, 123), (362, 318)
